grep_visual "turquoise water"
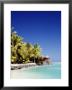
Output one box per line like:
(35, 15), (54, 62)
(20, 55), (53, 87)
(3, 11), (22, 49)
(11, 62), (61, 79)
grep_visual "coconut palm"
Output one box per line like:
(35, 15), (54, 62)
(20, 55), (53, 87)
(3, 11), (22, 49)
(11, 32), (23, 46)
(25, 43), (33, 60)
(11, 29), (42, 64)
(32, 43), (41, 63)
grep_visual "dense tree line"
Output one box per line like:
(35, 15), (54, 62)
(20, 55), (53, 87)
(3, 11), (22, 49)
(11, 29), (42, 64)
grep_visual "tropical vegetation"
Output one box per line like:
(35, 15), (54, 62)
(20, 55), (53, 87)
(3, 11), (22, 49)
(11, 28), (42, 64)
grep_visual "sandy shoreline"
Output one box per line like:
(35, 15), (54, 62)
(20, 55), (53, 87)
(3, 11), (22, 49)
(10, 62), (61, 79)
(11, 63), (37, 70)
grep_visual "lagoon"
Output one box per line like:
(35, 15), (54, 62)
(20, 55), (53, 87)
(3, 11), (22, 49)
(11, 62), (61, 79)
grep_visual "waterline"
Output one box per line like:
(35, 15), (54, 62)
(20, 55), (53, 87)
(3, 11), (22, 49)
(11, 62), (61, 79)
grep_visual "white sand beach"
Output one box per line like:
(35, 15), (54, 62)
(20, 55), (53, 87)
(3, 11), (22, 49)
(11, 63), (37, 70)
(11, 62), (61, 79)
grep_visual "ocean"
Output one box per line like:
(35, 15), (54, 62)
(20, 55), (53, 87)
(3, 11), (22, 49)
(11, 62), (61, 79)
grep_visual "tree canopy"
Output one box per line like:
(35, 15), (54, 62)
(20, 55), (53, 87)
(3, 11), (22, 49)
(11, 29), (42, 64)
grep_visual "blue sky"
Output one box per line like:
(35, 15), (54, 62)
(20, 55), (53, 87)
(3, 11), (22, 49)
(11, 11), (61, 62)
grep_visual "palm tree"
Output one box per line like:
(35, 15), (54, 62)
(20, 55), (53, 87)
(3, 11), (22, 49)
(33, 43), (41, 63)
(11, 29), (42, 64)
(25, 43), (33, 59)
(11, 32), (23, 46)
(11, 30), (23, 63)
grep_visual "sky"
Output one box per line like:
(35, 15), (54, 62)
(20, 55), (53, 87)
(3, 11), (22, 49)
(11, 11), (61, 62)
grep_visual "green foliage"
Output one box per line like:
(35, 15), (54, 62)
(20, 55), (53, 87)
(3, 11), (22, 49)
(11, 31), (23, 46)
(11, 29), (42, 64)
